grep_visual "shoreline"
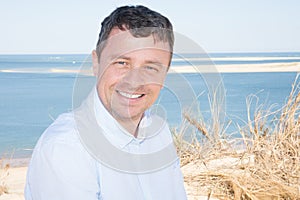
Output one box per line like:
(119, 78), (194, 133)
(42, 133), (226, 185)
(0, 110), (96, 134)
(1, 157), (30, 168)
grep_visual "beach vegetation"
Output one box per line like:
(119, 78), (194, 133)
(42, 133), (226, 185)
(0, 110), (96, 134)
(175, 75), (300, 199)
(0, 159), (9, 196)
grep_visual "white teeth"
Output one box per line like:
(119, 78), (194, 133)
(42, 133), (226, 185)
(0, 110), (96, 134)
(118, 91), (143, 99)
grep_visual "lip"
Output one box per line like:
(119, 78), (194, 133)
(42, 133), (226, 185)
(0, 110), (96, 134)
(116, 90), (145, 100)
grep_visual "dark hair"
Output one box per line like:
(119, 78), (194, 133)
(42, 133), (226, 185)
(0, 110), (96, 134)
(96, 5), (174, 58)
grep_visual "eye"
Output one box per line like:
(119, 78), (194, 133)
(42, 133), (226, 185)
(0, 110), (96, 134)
(112, 60), (130, 69)
(115, 61), (127, 66)
(144, 65), (159, 72)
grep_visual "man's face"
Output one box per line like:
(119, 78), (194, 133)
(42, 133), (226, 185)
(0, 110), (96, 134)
(92, 28), (171, 125)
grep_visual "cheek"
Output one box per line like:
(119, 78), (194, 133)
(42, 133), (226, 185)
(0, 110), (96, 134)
(149, 85), (162, 99)
(98, 67), (121, 89)
(96, 70), (118, 103)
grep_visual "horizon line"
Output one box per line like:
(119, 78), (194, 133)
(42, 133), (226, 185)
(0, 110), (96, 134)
(1, 51), (300, 55)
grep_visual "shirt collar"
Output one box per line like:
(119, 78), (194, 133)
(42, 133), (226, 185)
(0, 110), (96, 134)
(92, 87), (148, 149)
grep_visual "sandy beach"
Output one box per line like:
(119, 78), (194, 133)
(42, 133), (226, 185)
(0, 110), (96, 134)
(1, 164), (220, 200)
(0, 167), (27, 200)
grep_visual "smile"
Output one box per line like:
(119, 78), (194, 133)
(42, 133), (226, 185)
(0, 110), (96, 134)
(117, 91), (145, 99)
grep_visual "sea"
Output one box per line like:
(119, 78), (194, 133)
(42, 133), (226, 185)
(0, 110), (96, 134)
(0, 52), (299, 159)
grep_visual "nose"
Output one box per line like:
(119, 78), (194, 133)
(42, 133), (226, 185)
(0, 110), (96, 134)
(122, 68), (146, 89)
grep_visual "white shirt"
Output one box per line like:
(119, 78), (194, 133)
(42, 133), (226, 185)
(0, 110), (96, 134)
(25, 88), (187, 200)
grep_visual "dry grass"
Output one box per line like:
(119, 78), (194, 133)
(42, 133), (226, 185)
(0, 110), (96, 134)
(0, 159), (10, 196)
(176, 76), (300, 199)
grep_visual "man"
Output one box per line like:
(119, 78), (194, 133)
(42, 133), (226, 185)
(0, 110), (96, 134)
(25, 5), (187, 200)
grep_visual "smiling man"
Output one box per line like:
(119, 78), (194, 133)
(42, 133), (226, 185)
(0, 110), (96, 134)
(25, 5), (187, 200)
(93, 27), (171, 135)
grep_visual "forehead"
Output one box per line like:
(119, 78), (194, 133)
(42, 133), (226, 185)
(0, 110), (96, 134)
(101, 28), (171, 59)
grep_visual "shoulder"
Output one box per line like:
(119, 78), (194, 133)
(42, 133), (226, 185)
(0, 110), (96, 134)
(28, 111), (98, 182)
(30, 111), (95, 169)
(40, 112), (78, 144)
(32, 111), (91, 159)
(26, 112), (100, 199)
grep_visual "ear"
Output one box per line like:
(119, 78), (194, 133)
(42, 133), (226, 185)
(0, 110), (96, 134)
(92, 50), (99, 76)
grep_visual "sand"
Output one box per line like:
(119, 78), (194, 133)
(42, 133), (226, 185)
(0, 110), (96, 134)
(1, 165), (219, 200)
(0, 167), (27, 200)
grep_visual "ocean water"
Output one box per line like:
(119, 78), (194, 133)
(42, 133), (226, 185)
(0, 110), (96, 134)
(0, 53), (299, 158)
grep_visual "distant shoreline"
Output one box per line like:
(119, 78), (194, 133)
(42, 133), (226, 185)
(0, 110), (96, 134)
(1, 62), (300, 74)
(170, 62), (300, 73)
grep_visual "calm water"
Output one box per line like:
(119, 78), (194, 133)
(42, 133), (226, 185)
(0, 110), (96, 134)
(0, 53), (299, 158)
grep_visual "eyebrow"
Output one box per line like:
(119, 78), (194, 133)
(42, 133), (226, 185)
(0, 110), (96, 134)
(110, 55), (131, 61)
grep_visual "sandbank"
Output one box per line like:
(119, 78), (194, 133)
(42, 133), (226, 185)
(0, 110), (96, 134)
(169, 62), (300, 73)
(173, 56), (300, 61)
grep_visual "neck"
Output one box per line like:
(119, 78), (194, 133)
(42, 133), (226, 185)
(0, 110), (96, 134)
(117, 117), (141, 138)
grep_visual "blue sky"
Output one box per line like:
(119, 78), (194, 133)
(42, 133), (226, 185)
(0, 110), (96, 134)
(1, 0), (300, 54)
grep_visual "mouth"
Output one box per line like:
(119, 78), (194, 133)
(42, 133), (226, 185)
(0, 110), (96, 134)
(117, 90), (145, 99)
